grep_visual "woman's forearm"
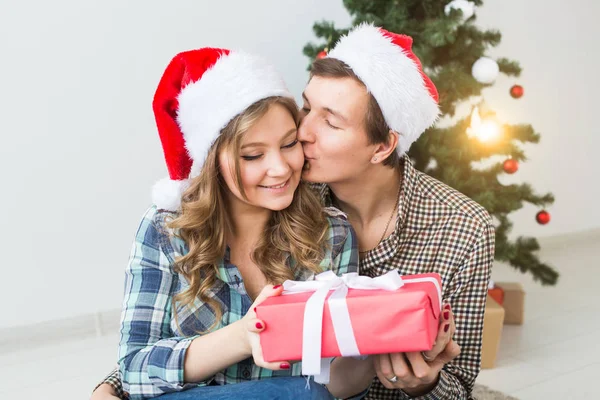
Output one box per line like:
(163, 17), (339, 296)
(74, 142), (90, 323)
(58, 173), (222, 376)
(326, 356), (375, 398)
(183, 319), (251, 383)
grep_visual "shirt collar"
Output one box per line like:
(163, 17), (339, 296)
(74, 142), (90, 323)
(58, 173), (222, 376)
(319, 154), (419, 265)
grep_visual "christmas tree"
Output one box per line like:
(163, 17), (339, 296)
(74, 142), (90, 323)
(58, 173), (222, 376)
(304, 0), (557, 285)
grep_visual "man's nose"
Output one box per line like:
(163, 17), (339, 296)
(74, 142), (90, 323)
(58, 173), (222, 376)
(298, 114), (315, 143)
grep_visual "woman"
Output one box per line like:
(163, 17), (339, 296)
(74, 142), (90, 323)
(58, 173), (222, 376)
(99, 48), (375, 400)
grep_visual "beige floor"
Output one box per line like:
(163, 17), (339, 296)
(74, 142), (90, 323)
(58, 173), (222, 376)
(476, 229), (600, 399)
(1, 230), (598, 399)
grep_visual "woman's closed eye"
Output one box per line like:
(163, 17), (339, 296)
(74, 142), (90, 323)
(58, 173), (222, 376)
(241, 154), (262, 161)
(241, 140), (298, 161)
(282, 139), (299, 149)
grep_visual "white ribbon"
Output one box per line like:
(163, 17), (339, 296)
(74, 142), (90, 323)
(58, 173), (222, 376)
(283, 269), (443, 384)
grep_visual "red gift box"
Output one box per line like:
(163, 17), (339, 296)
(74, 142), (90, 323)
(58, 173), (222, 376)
(487, 286), (504, 306)
(257, 272), (442, 363)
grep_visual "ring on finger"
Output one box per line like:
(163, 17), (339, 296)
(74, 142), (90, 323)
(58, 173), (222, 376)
(421, 351), (434, 362)
(386, 375), (398, 383)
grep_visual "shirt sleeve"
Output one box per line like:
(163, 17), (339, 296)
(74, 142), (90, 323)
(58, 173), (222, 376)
(118, 207), (202, 399)
(406, 222), (495, 400)
(93, 367), (128, 399)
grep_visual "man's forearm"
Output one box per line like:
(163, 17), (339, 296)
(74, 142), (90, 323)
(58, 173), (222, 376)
(327, 356), (375, 399)
(407, 369), (469, 400)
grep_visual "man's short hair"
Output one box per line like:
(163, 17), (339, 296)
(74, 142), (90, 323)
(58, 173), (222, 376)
(310, 58), (400, 168)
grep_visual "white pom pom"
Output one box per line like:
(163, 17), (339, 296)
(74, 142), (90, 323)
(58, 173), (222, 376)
(472, 57), (499, 84)
(152, 178), (190, 211)
(445, 0), (476, 21)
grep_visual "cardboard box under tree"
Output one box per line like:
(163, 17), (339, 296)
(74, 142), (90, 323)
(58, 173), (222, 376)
(481, 294), (505, 369)
(496, 282), (525, 325)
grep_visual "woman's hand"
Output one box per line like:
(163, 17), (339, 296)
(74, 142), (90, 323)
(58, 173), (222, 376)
(239, 284), (291, 371)
(90, 384), (120, 400)
(420, 303), (457, 362)
(373, 303), (461, 396)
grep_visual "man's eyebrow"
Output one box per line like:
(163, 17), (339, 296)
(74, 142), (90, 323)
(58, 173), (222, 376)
(324, 107), (348, 123)
(302, 92), (348, 122)
(301, 92), (310, 104)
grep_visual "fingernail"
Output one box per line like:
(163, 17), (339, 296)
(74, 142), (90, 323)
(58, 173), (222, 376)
(444, 304), (451, 311)
(253, 307), (257, 313)
(273, 284), (282, 289)
(256, 322), (264, 329)
(280, 362), (290, 369)
(444, 311), (450, 320)
(444, 323), (450, 333)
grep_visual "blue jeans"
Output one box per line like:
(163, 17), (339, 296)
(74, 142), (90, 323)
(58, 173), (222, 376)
(156, 377), (337, 400)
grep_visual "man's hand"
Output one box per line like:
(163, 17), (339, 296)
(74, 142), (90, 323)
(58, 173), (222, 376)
(373, 304), (461, 396)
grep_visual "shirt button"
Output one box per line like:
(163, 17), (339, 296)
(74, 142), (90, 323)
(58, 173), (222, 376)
(242, 369), (251, 379)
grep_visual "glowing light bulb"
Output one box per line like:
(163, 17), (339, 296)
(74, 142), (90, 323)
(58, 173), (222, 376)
(467, 107), (501, 143)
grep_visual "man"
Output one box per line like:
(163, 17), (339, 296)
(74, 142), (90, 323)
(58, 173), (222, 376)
(93, 24), (493, 400)
(298, 24), (494, 399)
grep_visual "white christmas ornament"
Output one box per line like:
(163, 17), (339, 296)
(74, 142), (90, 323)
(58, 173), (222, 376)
(472, 57), (499, 84)
(445, 0), (475, 21)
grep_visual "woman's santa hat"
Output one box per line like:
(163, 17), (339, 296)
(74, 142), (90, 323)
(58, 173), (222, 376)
(151, 48), (293, 211)
(326, 23), (440, 155)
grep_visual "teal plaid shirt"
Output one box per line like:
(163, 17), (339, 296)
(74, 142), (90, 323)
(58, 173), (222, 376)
(118, 206), (358, 399)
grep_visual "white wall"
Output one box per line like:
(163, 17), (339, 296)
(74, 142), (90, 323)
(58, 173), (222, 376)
(0, 0), (352, 329)
(0, 0), (598, 329)
(475, 0), (600, 239)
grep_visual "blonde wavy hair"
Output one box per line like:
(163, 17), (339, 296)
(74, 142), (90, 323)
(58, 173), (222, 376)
(170, 96), (329, 332)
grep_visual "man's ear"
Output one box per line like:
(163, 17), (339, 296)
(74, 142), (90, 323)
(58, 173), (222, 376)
(371, 130), (399, 163)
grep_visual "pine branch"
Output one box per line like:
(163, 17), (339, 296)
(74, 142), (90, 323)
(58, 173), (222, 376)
(303, 0), (558, 286)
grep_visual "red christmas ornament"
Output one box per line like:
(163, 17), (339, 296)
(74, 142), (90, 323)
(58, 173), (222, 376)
(503, 158), (519, 174)
(536, 210), (551, 225)
(510, 84), (524, 99)
(316, 50), (328, 59)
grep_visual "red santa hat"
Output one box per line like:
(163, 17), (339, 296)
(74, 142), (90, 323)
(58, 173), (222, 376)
(326, 23), (440, 155)
(151, 48), (293, 211)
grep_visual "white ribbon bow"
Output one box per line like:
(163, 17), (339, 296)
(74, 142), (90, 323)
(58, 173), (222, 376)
(282, 270), (413, 384)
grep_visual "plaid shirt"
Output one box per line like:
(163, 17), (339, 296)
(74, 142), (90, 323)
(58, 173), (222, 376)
(94, 367), (127, 399)
(117, 206), (358, 399)
(314, 155), (495, 400)
(99, 155), (493, 400)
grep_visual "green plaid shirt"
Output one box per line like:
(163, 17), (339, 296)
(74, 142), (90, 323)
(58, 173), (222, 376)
(118, 206), (358, 399)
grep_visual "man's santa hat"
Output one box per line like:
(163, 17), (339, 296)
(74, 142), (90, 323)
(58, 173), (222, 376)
(151, 48), (293, 211)
(326, 23), (440, 155)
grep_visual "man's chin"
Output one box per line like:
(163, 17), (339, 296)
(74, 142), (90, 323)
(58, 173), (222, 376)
(301, 168), (320, 183)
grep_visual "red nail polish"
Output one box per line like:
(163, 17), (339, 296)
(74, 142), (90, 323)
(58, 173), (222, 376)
(444, 311), (450, 320)
(253, 307), (257, 313)
(280, 363), (290, 369)
(256, 322), (263, 329)
(444, 323), (450, 333)
(273, 284), (282, 289)
(444, 304), (451, 311)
